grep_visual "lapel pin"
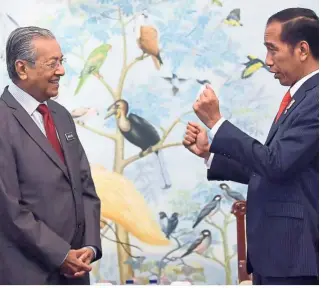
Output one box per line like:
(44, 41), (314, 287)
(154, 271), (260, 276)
(65, 132), (75, 142)
(284, 99), (295, 114)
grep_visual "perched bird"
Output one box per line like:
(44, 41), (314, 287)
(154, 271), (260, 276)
(105, 100), (171, 189)
(181, 230), (212, 258)
(162, 73), (188, 96)
(159, 211), (168, 234)
(212, 0), (223, 6)
(196, 79), (211, 85)
(135, 14), (163, 70)
(219, 183), (245, 201)
(74, 44), (111, 95)
(241, 55), (269, 79)
(224, 9), (243, 26)
(192, 195), (222, 228)
(70, 107), (99, 125)
(166, 212), (179, 238)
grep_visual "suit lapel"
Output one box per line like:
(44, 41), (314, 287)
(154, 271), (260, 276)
(48, 101), (75, 181)
(265, 73), (319, 145)
(1, 88), (70, 180)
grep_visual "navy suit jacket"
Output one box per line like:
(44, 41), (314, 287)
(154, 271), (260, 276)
(208, 73), (319, 277)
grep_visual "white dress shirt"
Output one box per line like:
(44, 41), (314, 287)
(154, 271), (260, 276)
(8, 82), (97, 262)
(205, 69), (319, 168)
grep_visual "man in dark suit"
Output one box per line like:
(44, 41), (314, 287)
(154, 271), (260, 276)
(0, 27), (102, 284)
(183, 8), (318, 285)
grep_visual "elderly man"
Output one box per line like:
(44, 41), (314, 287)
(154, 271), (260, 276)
(0, 26), (102, 285)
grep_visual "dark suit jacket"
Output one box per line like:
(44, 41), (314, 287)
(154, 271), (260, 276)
(0, 87), (102, 284)
(207, 74), (319, 277)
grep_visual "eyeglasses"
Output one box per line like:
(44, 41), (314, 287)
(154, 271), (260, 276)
(25, 57), (67, 70)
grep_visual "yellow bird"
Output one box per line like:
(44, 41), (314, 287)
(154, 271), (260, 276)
(224, 8), (243, 26)
(137, 25), (163, 70)
(90, 164), (170, 246)
(241, 55), (269, 79)
(212, 0), (223, 6)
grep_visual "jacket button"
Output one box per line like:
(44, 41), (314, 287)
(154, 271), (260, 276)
(77, 223), (82, 228)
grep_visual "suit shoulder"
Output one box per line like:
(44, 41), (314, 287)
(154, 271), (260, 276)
(48, 99), (72, 116)
(0, 99), (12, 119)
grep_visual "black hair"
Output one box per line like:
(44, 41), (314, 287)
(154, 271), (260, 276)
(267, 8), (319, 59)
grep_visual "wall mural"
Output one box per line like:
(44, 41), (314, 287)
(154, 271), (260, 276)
(0, 0), (318, 284)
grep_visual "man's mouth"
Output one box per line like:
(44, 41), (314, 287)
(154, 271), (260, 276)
(49, 79), (60, 86)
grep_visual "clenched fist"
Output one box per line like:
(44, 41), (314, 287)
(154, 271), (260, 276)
(182, 122), (211, 159)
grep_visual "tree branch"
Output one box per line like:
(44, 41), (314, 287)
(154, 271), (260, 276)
(159, 110), (193, 143)
(205, 218), (224, 234)
(228, 251), (237, 261)
(120, 142), (182, 170)
(75, 120), (118, 141)
(219, 207), (227, 218)
(94, 74), (117, 101)
(199, 250), (225, 268)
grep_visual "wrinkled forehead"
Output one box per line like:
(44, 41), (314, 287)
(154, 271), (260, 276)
(31, 37), (63, 61)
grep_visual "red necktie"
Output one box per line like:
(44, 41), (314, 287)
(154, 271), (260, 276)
(275, 90), (292, 123)
(37, 104), (65, 163)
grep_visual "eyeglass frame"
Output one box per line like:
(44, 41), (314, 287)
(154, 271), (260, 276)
(23, 57), (67, 70)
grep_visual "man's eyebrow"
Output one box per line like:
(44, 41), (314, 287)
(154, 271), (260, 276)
(48, 55), (64, 60)
(264, 42), (276, 48)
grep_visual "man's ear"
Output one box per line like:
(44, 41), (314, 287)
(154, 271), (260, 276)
(15, 60), (28, 80)
(298, 41), (309, 62)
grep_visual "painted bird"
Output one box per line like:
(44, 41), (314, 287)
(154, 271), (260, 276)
(219, 183), (245, 201)
(74, 44), (112, 95)
(212, 0), (223, 7)
(166, 212), (179, 238)
(241, 55), (269, 79)
(71, 107), (99, 125)
(224, 9), (243, 26)
(159, 211), (168, 234)
(136, 13), (163, 70)
(181, 230), (212, 258)
(162, 73), (189, 96)
(104, 100), (171, 189)
(196, 79), (211, 85)
(192, 195), (222, 228)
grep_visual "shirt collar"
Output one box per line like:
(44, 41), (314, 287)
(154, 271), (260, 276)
(8, 82), (47, 116)
(289, 69), (319, 97)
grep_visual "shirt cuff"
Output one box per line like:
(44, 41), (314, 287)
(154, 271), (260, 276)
(61, 250), (69, 266)
(205, 153), (214, 169)
(208, 117), (226, 140)
(86, 246), (97, 260)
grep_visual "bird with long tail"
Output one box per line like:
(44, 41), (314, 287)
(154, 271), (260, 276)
(105, 100), (171, 189)
(192, 195), (222, 228)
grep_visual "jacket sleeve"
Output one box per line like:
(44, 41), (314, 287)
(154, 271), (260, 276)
(209, 93), (319, 182)
(207, 154), (252, 184)
(68, 113), (102, 261)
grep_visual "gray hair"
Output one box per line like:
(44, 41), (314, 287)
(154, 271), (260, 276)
(6, 26), (55, 80)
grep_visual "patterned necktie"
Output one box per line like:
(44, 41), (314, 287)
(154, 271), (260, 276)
(37, 104), (65, 163)
(275, 90), (292, 123)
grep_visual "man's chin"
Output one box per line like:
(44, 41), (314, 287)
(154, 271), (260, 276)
(48, 90), (59, 99)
